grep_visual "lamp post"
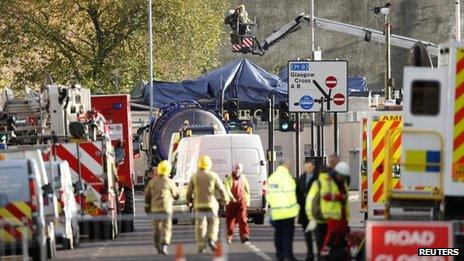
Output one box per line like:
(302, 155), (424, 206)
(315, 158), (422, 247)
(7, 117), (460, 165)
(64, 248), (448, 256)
(148, 0), (154, 164)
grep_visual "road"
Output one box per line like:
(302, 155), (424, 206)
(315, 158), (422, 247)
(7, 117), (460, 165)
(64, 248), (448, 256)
(55, 194), (309, 261)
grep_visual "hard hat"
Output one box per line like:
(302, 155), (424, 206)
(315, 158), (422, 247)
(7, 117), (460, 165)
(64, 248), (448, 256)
(157, 160), (172, 176)
(335, 161), (350, 176)
(198, 155), (212, 171)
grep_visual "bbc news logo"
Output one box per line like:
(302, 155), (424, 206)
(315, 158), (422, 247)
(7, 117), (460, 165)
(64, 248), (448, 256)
(418, 248), (460, 256)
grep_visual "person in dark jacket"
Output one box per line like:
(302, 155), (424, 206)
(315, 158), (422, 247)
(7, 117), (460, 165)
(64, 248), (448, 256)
(297, 160), (318, 261)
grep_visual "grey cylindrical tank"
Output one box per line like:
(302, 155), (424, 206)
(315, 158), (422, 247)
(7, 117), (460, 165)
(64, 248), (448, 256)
(150, 107), (227, 162)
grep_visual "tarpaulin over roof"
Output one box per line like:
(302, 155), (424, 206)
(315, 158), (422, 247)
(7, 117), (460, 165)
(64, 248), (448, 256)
(198, 58), (288, 105)
(141, 59), (288, 107)
(141, 79), (210, 108)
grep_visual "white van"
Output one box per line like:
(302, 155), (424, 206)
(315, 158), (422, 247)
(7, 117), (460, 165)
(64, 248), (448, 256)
(171, 134), (268, 224)
(0, 159), (48, 261)
(2, 148), (58, 258)
(46, 161), (80, 249)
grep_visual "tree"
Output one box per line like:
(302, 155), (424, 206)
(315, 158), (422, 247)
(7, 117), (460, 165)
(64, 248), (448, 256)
(0, 0), (227, 94)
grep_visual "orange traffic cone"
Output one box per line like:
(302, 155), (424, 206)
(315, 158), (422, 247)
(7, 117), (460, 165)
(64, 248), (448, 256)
(212, 242), (224, 261)
(175, 244), (186, 261)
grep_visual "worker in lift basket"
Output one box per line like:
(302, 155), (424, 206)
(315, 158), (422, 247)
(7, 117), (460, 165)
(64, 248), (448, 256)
(267, 159), (300, 261)
(224, 163), (251, 244)
(144, 160), (179, 255)
(306, 162), (350, 260)
(186, 155), (229, 253)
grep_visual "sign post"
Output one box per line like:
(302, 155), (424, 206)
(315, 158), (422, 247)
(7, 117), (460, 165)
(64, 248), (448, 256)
(366, 221), (454, 261)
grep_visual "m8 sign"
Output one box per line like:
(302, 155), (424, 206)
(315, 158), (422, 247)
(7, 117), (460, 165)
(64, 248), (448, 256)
(366, 221), (453, 261)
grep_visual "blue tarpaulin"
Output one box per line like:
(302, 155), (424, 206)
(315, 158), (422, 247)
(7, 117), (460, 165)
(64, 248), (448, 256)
(278, 67), (367, 94)
(141, 59), (288, 107)
(198, 59), (287, 105)
(142, 79), (210, 108)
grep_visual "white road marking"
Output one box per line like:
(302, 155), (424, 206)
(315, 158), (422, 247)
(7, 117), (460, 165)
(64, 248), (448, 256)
(244, 241), (272, 260)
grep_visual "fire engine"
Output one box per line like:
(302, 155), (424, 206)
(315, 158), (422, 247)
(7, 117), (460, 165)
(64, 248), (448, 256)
(0, 84), (120, 240)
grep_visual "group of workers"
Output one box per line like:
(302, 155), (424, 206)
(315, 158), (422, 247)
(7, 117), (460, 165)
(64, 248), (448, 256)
(144, 153), (350, 260)
(267, 154), (350, 261)
(144, 155), (250, 254)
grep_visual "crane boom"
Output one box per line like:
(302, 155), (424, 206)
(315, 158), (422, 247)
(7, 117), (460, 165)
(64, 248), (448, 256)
(256, 13), (438, 56)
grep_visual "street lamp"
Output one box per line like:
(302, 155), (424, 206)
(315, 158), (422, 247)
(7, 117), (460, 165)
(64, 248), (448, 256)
(148, 0), (154, 164)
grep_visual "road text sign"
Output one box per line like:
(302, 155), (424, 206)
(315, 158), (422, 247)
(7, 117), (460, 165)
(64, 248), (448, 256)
(288, 60), (348, 112)
(366, 221), (454, 261)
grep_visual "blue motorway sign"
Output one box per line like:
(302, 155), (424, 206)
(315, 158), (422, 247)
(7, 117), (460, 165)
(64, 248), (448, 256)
(291, 62), (309, 71)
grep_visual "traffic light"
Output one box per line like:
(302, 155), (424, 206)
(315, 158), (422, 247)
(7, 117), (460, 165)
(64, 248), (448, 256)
(279, 101), (292, 132)
(225, 99), (239, 122)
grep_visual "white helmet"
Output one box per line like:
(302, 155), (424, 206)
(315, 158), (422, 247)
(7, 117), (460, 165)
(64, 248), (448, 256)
(335, 161), (350, 176)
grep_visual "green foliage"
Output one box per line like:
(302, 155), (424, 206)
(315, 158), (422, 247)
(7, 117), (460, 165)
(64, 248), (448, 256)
(0, 0), (227, 94)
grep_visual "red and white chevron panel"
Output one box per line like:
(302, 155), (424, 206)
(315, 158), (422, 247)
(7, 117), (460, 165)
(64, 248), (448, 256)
(52, 142), (106, 216)
(241, 37), (253, 48)
(232, 44), (242, 52)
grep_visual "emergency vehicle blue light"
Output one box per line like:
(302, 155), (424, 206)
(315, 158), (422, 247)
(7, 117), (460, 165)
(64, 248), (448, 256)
(113, 103), (123, 110)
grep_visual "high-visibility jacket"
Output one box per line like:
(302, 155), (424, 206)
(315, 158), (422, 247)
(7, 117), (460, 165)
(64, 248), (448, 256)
(186, 170), (229, 212)
(224, 174), (250, 207)
(305, 172), (349, 221)
(144, 176), (179, 214)
(266, 166), (299, 221)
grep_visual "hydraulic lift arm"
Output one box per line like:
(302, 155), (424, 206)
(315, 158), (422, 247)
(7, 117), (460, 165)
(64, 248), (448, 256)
(257, 13), (438, 56)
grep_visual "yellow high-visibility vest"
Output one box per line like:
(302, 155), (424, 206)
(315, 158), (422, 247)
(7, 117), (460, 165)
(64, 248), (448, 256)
(305, 172), (349, 221)
(267, 166), (299, 221)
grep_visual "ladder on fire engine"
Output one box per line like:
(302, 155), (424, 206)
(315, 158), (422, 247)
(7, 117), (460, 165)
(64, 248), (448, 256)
(384, 130), (444, 221)
(0, 88), (47, 135)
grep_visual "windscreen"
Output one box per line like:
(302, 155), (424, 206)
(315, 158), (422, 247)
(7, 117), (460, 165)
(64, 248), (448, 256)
(0, 166), (30, 206)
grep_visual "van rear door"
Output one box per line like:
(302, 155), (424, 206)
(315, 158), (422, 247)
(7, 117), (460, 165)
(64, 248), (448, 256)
(231, 135), (266, 210)
(203, 135), (233, 180)
(0, 160), (33, 242)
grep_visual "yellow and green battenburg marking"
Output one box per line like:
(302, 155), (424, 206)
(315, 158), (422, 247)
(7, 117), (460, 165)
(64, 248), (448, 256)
(405, 150), (441, 173)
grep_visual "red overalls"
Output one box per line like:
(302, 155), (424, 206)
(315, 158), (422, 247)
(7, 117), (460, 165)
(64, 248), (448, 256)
(226, 176), (250, 241)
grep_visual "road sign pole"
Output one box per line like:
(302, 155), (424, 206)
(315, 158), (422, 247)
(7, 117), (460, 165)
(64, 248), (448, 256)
(295, 113), (301, 178)
(148, 0), (154, 165)
(268, 94), (275, 175)
(334, 112), (338, 155)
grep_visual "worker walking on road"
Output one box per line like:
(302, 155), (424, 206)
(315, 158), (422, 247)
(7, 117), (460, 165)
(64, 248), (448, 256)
(305, 163), (350, 260)
(297, 160), (318, 261)
(186, 155), (229, 253)
(224, 163), (251, 244)
(320, 161), (350, 260)
(144, 160), (179, 255)
(267, 160), (299, 261)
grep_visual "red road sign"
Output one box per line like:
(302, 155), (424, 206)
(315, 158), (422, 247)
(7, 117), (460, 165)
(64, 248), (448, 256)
(325, 76), (337, 88)
(333, 93), (345, 105)
(367, 221), (453, 261)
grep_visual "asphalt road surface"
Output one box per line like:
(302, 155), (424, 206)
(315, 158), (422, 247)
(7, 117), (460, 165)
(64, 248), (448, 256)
(54, 195), (309, 261)
(54, 192), (363, 261)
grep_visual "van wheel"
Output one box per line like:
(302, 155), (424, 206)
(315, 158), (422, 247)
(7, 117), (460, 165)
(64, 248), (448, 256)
(47, 237), (57, 258)
(30, 243), (46, 261)
(253, 214), (265, 225)
(62, 237), (73, 250)
(120, 187), (135, 232)
(72, 223), (81, 248)
(100, 220), (116, 240)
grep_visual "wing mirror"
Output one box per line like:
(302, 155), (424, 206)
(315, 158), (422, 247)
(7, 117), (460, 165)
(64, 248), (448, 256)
(42, 183), (54, 197)
(74, 180), (85, 195)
